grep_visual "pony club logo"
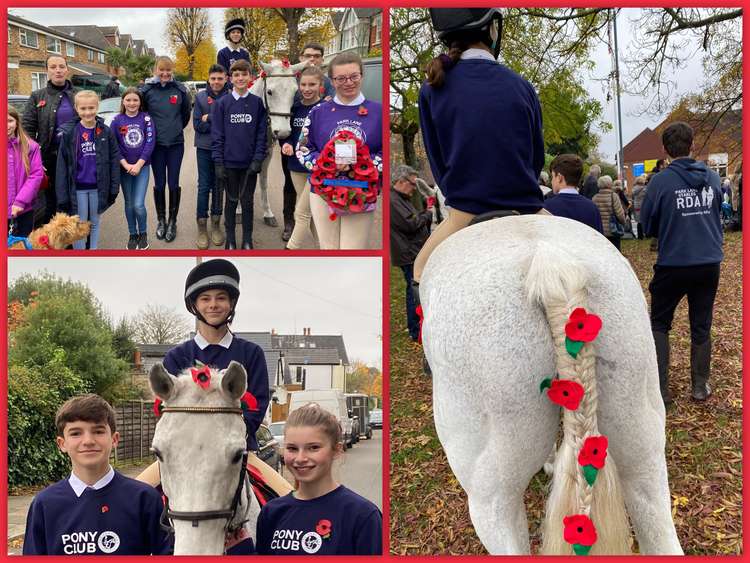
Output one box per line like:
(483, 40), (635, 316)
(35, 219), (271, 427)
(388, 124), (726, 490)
(59, 530), (120, 554)
(269, 529), (323, 553)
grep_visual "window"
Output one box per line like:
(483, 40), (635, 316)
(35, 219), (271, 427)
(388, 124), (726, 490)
(8, 26), (11, 44)
(19, 28), (39, 49)
(31, 72), (46, 91)
(47, 37), (61, 54)
(98, 52), (105, 64)
(372, 14), (381, 43)
(66, 42), (75, 57)
(87, 49), (94, 61)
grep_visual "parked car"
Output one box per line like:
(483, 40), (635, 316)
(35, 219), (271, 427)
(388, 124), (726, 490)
(255, 424), (282, 472)
(183, 80), (207, 105)
(8, 94), (29, 113)
(346, 393), (373, 440)
(360, 57), (382, 103)
(71, 74), (125, 98)
(96, 96), (121, 127)
(268, 421), (285, 456)
(369, 408), (382, 429)
(288, 389), (356, 449)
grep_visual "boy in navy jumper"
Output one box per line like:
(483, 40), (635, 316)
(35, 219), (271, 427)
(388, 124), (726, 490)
(640, 121), (723, 405)
(23, 395), (170, 555)
(543, 154), (603, 233)
(193, 64), (230, 249)
(211, 60), (268, 249)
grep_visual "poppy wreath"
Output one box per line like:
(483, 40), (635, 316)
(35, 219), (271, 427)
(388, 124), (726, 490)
(563, 514), (597, 555)
(310, 130), (379, 219)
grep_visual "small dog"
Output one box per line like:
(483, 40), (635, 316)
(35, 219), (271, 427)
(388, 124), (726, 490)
(9, 213), (91, 250)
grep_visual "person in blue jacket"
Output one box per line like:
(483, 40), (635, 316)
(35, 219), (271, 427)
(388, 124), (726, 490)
(23, 394), (171, 555)
(217, 18), (251, 84)
(544, 154), (603, 233)
(640, 121), (724, 405)
(256, 404), (382, 555)
(140, 56), (191, 243)
(193, 64), (231, 249)
(413, 8), (546, 284)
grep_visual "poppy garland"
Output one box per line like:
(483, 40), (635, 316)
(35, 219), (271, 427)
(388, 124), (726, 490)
(309, 130), (380, 219)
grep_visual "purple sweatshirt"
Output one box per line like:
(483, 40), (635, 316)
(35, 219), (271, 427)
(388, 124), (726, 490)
(75, 124), (97, 188)
(110, 112), (156, 165)
(295, 98), (383, 177)
(54, 95), (76, 148)
(7, 137), (44, 216)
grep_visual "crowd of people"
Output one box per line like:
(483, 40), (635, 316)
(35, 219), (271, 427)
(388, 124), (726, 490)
(9, 18), (383, 250)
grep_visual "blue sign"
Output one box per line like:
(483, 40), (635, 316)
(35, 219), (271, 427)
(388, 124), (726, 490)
(632, 163), (645, 177)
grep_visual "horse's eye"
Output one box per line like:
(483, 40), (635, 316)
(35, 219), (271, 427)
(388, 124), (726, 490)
(232, 450), (246, 464)
(150, 447), (163, 462)
(267, 90), (273, 96)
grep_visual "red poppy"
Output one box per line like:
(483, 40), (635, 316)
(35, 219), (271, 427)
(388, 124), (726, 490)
(318, 85), (325, 94)
(317, 158), (336, 173)
(349, 193), (366, 213)
(315, 519), (332, 538)
(563, 514), (597, 546)
(416, 305), (424, 343)
(333, 186), (350, 206)
(169, 95), (178, 104)
(353, 161), (375, 178)
(81, 131), (89, 141)
(282, 58), (290, 68)
(320, 147), (336, 163)
(578, 435), (608, 469)
(37, 100), (46, 108)
(565, 308), (602, 342)
(335, 130), (356, 142)
(207, 97), (214, 105)
(95, 127), (102, 136)
(101, 505), (109, 513)
(357, 105), (368, 116)
(357, 144), (370, 157)
(309, 172), (324, 187)
(38, 234), (51, 249)
(328, 212), (337, 221)
(260, 71), (267, 79)
(190, 365), (211, 389)
(241, 391), (258, 411)
(153, 397), (163, 417)
(546, 379), (584, 410)
(119, 126), (128, 136)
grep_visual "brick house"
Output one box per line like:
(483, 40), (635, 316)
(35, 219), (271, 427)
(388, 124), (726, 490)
(326, 8), (382, 61)
(8, 15), (110, 95)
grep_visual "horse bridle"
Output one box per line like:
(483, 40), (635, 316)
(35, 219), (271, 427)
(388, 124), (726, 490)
(259, 72), (298, 121)
(157, 405), (250, 533)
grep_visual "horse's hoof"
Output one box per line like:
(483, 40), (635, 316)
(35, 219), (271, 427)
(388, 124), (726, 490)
(264, 217), (278, 227)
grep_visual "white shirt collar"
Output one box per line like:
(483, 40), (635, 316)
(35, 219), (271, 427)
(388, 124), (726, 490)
(194, 331), (233, 350)
(333, 93), (365, 106)
(231, 90), (251, 100)
(560, 187), (579, 194)
(460, 48), (497, 62)
(68, 466), (114, 497)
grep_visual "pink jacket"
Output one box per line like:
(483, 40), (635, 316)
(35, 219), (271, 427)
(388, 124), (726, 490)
(8, 137), (43, 217)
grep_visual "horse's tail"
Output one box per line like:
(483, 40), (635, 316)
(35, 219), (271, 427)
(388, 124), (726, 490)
(525, 241), (631, 555)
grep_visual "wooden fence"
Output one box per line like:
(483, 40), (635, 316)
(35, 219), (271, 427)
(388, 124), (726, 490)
(112, 400), (157, 462)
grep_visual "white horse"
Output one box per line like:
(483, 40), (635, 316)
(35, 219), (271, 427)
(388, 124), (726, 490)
(149, 361), (261, 555)
(420, 215), (683, 555)
(250, 59), (308, 227)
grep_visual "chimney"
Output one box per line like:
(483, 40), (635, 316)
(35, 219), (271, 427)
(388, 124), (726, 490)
(307, 327), (312, 335)
(134, 349), (142, 368)
(271, 328), (276, 335)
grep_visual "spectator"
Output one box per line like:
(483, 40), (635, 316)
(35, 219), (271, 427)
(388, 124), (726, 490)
(614, 179), (632, 235)
(7, 105), (43, 238)
(543, 154), (602, 233)
(390, 164), (432, 341)
(580, 164), (600, 199)
(640, 121), (723, 404)
(538, 170), (551, 199)
(102, 76), (120, 99)
(592, 174), (626, 250)
(631, 174), (648, 239)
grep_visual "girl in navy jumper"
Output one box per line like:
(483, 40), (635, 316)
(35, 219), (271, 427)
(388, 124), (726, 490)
(211, 60), (268, 249)
(111, 88), (155, 250)
(413, 8), (546, 282)
(140, 56), (191, 243)
(297, 51), (383, 250)
(256, 404), (382, 555)
(282, 66), (323, 249)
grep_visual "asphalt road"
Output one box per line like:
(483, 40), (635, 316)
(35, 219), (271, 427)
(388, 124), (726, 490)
(97, 127), (383, 250)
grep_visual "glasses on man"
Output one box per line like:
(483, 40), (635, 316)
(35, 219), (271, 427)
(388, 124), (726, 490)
(332, 73), (362, 85)
(301, 52), (323, 60)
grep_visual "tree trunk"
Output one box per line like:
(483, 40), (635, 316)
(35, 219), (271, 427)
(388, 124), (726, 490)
(401, 130), (418, 168)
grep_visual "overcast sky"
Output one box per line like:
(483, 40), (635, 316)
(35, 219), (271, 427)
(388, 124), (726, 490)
(8, 257), (383, 368)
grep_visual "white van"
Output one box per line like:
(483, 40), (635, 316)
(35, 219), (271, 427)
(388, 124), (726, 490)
(288, 389), (355, 449)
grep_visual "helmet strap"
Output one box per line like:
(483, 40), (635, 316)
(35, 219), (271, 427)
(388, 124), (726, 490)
(189, 301), (237, 330)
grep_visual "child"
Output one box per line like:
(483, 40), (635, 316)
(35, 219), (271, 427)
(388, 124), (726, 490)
(255, 404), (382, 555)
(8, 105), (44, 237)
(111, 88), (155, 250)
(217, 18), (251, 83)
(281, 66), (324, 249)
(55, 90), (120, 249)
(140, 56), (191, 243)
(543, 154), (603, 232)
(193, 64), (230, 249)
(23, 394), (170, 555)
(211, 60), (267, 249)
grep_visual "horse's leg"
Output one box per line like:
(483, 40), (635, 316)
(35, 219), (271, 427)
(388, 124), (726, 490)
(260, 157), (277, 226)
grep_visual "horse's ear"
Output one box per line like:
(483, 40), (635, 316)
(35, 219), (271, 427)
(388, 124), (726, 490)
(290, 61), (308, 73)
(150, 363), (176, 401)
(259, 61), (271, 74)
(222, 361), (248, 401)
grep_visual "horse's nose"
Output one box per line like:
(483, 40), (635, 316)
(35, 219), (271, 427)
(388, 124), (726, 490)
(272, 129), (280, 137)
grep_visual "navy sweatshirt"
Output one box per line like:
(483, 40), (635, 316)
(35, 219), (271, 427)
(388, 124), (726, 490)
(217, 47), (251, 77)
(163, 336), (269, 451)
(211, 91), (268, 168)
(193, 84), (231, 150)
(544, 191), (603, 233)
(140, 78), (191, 146)
(256, 486), (382, 555)
(640, 158), (723, 266)
(280, 99), (322, 173)
(23, 472), (171, 555)
(419, 59), (545, 214)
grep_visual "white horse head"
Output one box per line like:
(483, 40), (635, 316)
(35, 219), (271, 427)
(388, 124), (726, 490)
(251, 59), (308, 140)
(150, 361), (259, 555)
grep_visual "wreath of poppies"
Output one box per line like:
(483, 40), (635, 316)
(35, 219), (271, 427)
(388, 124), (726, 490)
(537, 307), (610, 555)
(309, 130), (379, 220)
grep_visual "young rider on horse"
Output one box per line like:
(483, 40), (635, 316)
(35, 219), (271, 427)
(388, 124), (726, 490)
(413, 8), (546, 286)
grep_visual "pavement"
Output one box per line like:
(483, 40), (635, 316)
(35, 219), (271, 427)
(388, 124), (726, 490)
(7, 430), (382, 553)
(96, 128), (383, 250)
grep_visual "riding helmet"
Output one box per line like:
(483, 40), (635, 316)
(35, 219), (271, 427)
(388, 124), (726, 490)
(429, 8), (503, 55)
(225, 18), (246, 40)
(184, 259), (241, 326)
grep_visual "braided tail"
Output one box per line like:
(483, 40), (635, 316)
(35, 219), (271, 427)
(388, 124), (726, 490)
(526, 241), (631, 555)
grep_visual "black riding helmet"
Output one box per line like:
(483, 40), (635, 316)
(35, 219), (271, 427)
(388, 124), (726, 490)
(184, 259), (241, 328)
(429, 8), (503, 59)
(225, 18), (246, 41)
